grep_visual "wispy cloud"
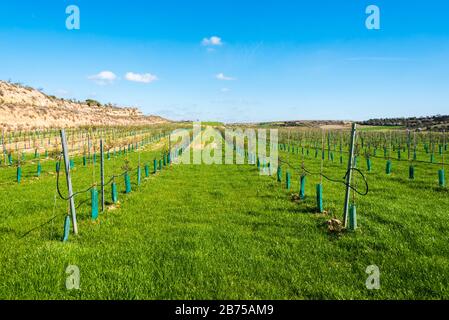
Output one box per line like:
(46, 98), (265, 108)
(88, 71), (117, 85)
(216, 73), (236, 81)
(220, 88), (230, 93)
(125, 72), (158, 84)
(202, 36), (223, 46)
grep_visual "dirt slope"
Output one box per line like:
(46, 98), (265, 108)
(0, 81), (169, 130)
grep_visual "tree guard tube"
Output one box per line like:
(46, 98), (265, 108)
(386, 160), (392, 175)
(125, 173), (131, 194)
(17, 166), (22, 184)
(286, 172), (291, 190)
(299, 175), (306, 200)
(316, 184), (323, 213)
(277, 167), (282, 182)
(145, 164), (149, 177)
(349, 204), (357, 231)
(409, 165), (415, 180)
(153, 159), (157, 173)
(366, 158), (372, 172)
(37, 162), (41, 177)
(439, 169), (446, 188)
(62, 215), (71, 242)
(137, 167), (141, 186)
(111, 182), (118, 204)
(91, 187), (99, 220)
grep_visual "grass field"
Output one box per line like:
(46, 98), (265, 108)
(0, 132), (449, 300)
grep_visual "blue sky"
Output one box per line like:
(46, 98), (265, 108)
(1, 0), (449, 122)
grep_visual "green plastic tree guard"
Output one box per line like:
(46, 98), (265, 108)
(62, 215), (71, 242)
(286, 172), (291, 190)
(17, 166), (22, 184)
(83, 156), (87, 166)
(91, 188), (99, 220)
(145, 164), (149, 177)
(366, 158), (372, 172)
(349, 204), (357, 231)
(409, 165), (415, 180)
(159, 159), (162, 171)
(111, 182), (118, 203)
(163, 154), (167, 166)
(386, 160), (392, 175)
(70, 159), (75, 169)
(439, 169), (446, 187)
(153, 159), (157, 173)
(137, 167), (141, 186)
(316, 184), (323, 213)
(125, 173), (131, 194)
(299, 175), (306, 200)
(277, 167), (282, 182)
(56, 162), (60, 173)
(37, 162), (41, 177)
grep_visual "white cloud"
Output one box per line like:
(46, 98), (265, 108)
(216, 73), (236, 81)
(125, 72), (158, 84)
(88, 71), (117, 85)
(202, 36), (223, 46)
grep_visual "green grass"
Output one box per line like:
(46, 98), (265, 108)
(0, 136), (449, 299)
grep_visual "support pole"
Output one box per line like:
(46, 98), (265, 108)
(343, 123), (357, 227)
(60, 129), (78, 235)
(100, 139), (105, 212)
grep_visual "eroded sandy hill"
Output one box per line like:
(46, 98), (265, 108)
(0, 81), (168, 130)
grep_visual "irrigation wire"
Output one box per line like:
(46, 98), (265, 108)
(278, 156), (369, 196)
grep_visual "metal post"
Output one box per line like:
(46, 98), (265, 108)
(60, 129), (78, 235)
(100, 139), (105, 212)
(343, 123), (357, 227)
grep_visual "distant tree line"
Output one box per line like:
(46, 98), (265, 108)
(360, 115), (449, 131)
